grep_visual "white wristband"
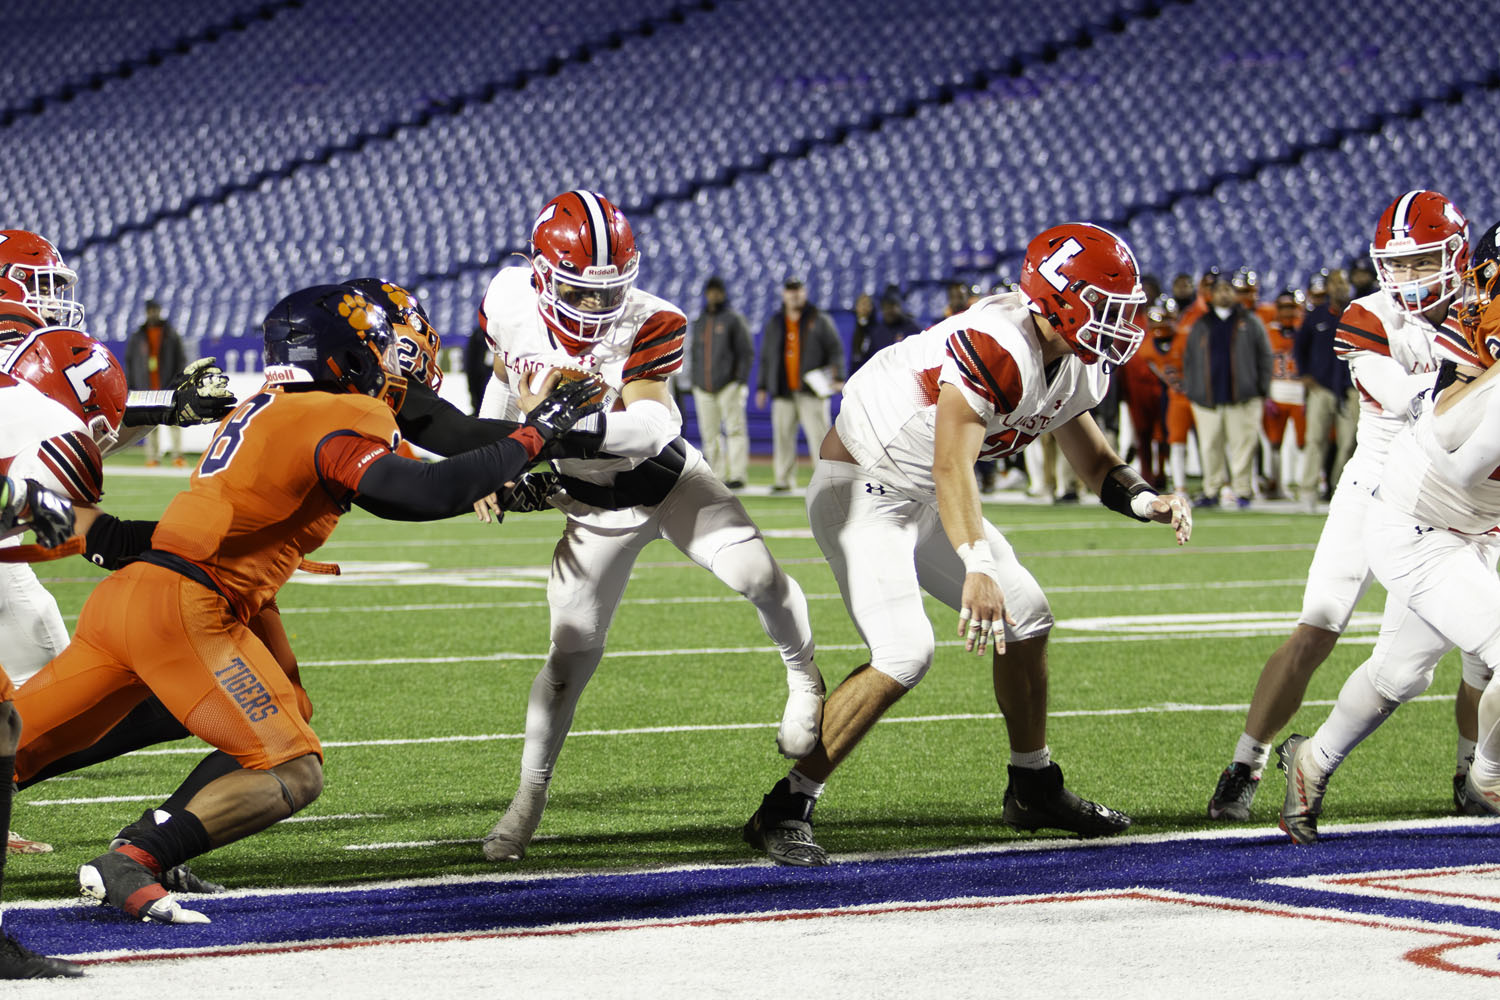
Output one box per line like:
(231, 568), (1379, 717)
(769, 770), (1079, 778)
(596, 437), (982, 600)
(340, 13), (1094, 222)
(1129, 491), (1160, 520)
(956, 540), (999, 581)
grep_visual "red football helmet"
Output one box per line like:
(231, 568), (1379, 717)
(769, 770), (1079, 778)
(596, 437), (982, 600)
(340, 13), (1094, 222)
(1019, 223), (1146, 365)
(1370, 190), (1469, 314)
(0, 230), (85, 328)
(529, 190), (640, 352)
(0, 328), (127, 449)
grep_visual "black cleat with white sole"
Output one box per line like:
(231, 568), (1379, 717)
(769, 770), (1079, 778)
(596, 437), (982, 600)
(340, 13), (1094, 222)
(1002, 763), (1132, 837)
(743, 778), (829, 867)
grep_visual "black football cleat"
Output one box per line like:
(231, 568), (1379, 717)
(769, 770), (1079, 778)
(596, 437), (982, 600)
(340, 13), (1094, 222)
(1002, 763), (1132, 837)
(743, 779), (829, 867)
(1208, 762), (1261, 821)
(0, 933), (84, 979)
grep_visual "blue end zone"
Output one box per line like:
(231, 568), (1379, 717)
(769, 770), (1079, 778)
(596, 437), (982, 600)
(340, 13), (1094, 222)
(16, 822), (1500, 958)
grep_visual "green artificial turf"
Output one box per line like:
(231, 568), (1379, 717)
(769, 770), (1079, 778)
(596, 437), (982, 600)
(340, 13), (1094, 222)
(8, 461), (1468, 901)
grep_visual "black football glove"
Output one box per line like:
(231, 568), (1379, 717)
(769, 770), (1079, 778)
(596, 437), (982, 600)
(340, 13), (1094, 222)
(525, 377), (606, 444)
(170, 357), (237, 425)
(500, 471), (560, 513)
(0, 476), (76, 549)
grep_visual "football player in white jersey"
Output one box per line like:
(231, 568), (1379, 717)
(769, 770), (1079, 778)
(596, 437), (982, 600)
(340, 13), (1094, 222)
(1278, 221), (1500, 840)
(0, 232), (234, 856)
(1208, 191), (1485, 823)
(0, 471), (82, 979)
(743, 224), (1192, 866)
(475, 190), (824, 861)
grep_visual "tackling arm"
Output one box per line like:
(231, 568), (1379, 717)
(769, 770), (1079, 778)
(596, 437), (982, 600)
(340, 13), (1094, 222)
(394, 380), (523, 457)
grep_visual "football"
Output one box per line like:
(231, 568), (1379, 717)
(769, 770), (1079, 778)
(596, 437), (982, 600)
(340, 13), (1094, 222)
(532, 366), (621, 411)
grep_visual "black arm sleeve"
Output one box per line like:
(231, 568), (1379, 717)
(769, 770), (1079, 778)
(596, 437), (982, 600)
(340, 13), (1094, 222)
(351, 437), (537, 521)
(394, 381), (522, 457)
(84, 513), (159, 569)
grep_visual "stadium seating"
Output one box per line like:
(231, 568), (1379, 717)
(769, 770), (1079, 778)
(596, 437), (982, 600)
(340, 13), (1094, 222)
(6, 0), (1497, 381)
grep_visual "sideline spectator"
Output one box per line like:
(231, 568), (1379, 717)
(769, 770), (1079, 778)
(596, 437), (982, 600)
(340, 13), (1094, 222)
(757, 276), (844, 491)
(1261, 289), (1308, 498)
(1294, 268), (1357, 507)
(125, 299), (186, 467)
(849, 293), (877, 373)
(690, 276), (753, 488)
(1169, 272), (1196, 312)
(1184, 276), (1272, 507)
(1305, 268), (1331, 311)
(1118, 301), (1176, 488)
(1347, 255), (1378, 301)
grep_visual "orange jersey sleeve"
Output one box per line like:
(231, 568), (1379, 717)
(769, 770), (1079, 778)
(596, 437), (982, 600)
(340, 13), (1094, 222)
(151, 388), (399, 620)
(623, 310), (685, 383)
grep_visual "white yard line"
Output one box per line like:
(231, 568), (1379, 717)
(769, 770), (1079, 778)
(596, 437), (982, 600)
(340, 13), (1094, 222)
(102, 692), (1448, 761)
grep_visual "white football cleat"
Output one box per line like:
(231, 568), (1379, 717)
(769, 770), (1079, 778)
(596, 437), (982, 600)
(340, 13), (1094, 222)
(7, 830), (53, 855)
(777, 664), (825, 760)
(482, 783), (549, 862)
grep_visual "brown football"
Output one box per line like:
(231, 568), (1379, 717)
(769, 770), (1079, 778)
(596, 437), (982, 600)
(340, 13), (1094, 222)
(550, 367), (622, 411)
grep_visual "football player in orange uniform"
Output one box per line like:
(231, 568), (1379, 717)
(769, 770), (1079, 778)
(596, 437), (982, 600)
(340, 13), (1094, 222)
(11, 284), (603, 925)
(15, 277), (547, 893)
(1117, 301), (1176, 488)
(0, 474), (83, 979)
(1261, 289), (1308, 498)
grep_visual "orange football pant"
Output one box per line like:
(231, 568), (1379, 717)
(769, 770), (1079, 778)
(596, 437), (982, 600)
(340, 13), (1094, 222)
(1166, 392), (1195, 446)
(14, 562), (320, 782)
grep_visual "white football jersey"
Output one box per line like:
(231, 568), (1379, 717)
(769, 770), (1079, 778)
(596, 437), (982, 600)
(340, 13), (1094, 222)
(1380, 413), (1500, 535)
(478, 266), (689, 523)
(0, 376), (101, 510)
(1333, 292), (1454, 469)
(836, 292), (1108, 500)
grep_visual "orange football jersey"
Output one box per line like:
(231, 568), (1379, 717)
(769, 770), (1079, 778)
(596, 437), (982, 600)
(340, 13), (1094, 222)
(151, 387), (399, 621)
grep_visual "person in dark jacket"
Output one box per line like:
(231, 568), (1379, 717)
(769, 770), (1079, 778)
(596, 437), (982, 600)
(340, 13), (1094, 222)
(851, 285), (919, 372)
(124, 299), (188, 467)
(1183, 276), (1273, 507)
(1294, 268), (1357, 506)
(689, 276), (754, 487)
(756, 276), (844, 491)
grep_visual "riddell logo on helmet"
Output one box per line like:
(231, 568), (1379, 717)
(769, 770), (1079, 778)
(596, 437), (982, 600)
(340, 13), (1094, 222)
(581, 265), (619, 278)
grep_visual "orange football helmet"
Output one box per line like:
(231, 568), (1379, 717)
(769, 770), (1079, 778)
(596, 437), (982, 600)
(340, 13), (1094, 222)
(1458, 221), (1500, 368)
(347, 277), (444, 390)
(0, 230), (85, 328)
(529, 190), (639, 353)
(1019, 223), (1146, 366)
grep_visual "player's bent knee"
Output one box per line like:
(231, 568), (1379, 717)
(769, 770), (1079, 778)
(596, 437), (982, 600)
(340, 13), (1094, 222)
(870, 642), (935, 690)
(1368, 661), (1435, 705)
(1462, 652), (1495, 690)
(711, 538), (780, 601)
(272, 753), (324, 813)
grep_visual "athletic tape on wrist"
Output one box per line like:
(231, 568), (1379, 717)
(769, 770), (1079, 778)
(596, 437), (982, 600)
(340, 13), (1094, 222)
(956, 540), (999, 581)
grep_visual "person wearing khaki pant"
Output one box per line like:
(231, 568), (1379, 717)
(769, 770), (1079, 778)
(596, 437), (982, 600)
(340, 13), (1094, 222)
(689, 276), (754, 487)
(1183, 276), (1273, 507)
(1293, 269), (1356, 505)
(756, 276), (844, 491)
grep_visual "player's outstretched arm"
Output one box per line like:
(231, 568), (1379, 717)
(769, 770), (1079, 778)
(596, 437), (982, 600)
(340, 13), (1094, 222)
(346, 377), (603, 521)
(1053, 415), (1191, 545)
(394, 379), (524, 457)
(121, 357), (236, 428)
